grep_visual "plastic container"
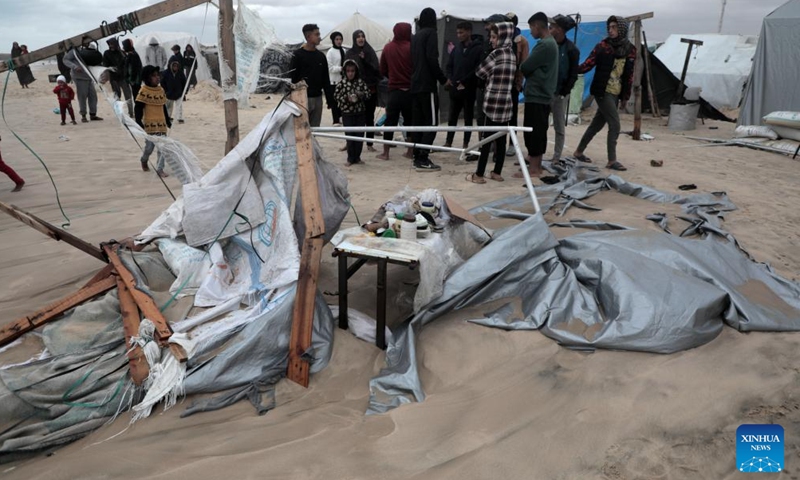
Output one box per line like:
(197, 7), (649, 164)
(668, 103), (701, 131)
(401, 217), (417, 241)
(420, 202), (435, 214)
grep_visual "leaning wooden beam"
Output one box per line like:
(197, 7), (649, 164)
(287, 83), (326, 388)
(103, 244), (187, 363)
(83, 264), (116, 289)
(0, 201), (106, 262)
(0, 276), (116, 348)
(117, 276), (150, 385)
(632, 20), (643, 140)
(0, 0), (209, 73)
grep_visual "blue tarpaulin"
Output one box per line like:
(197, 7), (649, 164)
(519, 21), (607, 102)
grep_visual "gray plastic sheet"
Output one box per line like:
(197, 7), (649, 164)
(367, 168), (800, 414)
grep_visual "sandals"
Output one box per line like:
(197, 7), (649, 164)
(606, 161), (627, 171)
(574, 154), (592, 163)
(465, 173), (486, 184)
(489, 172), (504, 182)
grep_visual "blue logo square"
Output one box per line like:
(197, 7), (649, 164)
(737, 424), (784, 473)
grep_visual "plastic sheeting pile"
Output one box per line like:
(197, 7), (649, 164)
(367, 161), (800, 414)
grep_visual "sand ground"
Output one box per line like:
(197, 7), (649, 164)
(1, 66), (800, 479)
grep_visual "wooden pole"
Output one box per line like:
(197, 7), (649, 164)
(219, 0), (240, 154)
(0, 0), (209, 73)
(0, 201), (106, 262)
(0, 277), (116, 348)
(632, 20), (643, 140)
(287, 83), (326, 388)
(642, 30), (661, 118)
(117, 276), (150, 385)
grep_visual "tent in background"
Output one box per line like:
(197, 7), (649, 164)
(655, 34), (757, 111)
(320, 13), (393, 56)
(739, 0), (800, 125)
(131, 32), (213, 82)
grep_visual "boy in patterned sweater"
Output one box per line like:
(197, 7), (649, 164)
(334, 59), (371, 166)
(135, 65), (172, 177)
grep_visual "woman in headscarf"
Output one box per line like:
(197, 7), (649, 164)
(345, 30), (381, 151)
(572, 15), (636, 171)
(326, 31), (347, 125)
(11, 42), (36, 88)
(183, 44), (198, 91)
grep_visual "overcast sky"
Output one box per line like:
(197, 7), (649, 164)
(0, 0), (787, 53)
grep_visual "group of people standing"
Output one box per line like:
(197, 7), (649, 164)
(289, 9), (636, 178)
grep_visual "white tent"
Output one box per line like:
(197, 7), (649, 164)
(655, 34), (757, 111)
(131, 32), (213, 82)
(319, 13), (393, 56)
(739, 0), (800, 126)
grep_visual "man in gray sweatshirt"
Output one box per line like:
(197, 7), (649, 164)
(63, 47), (103, 123)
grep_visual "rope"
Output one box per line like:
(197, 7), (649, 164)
(62, 363), (126, 408)
(2, 70), (72, 228)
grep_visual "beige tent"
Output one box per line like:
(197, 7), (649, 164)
(319, 12), (393, 56)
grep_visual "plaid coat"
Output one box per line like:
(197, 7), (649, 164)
(476, 22), (517, 123)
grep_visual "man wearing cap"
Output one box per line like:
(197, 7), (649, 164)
(505, 13), (529, 157)
(514, 12), (558, 178)
(145, 37), (168, 69)
(550, 14), (580, 163)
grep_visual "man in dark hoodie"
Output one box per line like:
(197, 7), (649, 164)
(161, 59), (186, 124)
(122, 39), (143, 103)
(378, 22), (414, 161)
(410, 7), (450, 172)
(444, 22), (482, 150)
(103, 38), (132, 115)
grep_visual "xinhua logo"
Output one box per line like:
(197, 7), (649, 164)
(737, 424), (784, 473)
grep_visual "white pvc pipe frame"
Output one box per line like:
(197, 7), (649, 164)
(312, 126), (541, 213)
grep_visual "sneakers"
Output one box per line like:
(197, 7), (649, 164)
(178, 119), (185, 124)
(12, 181), (24, 192)
(141, 160), (150, 172)
(414, 160), (441, 172)
(71, 120), (77, 125)
(81, 115), (89, 123)
(505, 146), (516, 157)
(90, 115), (103, 121)
(60, 121), (66, 126)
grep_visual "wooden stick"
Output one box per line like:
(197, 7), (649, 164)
(0, 201), (106, 262)
(0, 0), (209, 73)
(117, 276), (149, 385)
(642, 30), (661, 118)
(624, 12), (654, 22)
(632, 20), (643, 141)
(287, 83), (326, 387)
(83, 263), (116, 289)
(102, 245), (188, 362)
(219, 0), (240, 154)
(0, 276), (116, 348)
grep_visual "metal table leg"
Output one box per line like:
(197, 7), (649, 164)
(338, 253), (348, 330)
(376, 259), (387, 349)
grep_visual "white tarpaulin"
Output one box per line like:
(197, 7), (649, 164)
(655, 33), (757, 111)
(232, 0), (284, 106)
(739, 0), (800, 126)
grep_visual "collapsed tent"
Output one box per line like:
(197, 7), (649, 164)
(131, 32), (213, 82)
(655, 34), (757, 111)
(367, 161), (800, 413)
(739, 0), (800, 126)
(0, 101), (349, 462)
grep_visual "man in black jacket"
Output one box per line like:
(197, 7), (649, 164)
(161, 60), (187, 124)
(290, 24), (334, 128)
(550, 15), (580, 163)
(103, 38), (132, 115)
(410, 7), (450, 172)
(444, 22), (483, 150)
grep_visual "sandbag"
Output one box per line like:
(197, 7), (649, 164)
(763, 111), (800, 129)
(770, 125), (800, 142)
(734, 125), (778, 140)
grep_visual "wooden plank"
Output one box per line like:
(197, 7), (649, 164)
(624, 12), (654, 22)
(287, 83), (327, 387)
(0, 201), (106, 262)
(219, 0), (240, 154)
(0, 276), (116, 348)
(287, 237), (324, 387)
(632, 21), (643, 140)
(0, 0), (209, 73)
(289, 84), (326, 238)
(116, 276), (149, 385)
(642, 30), (661, 118)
